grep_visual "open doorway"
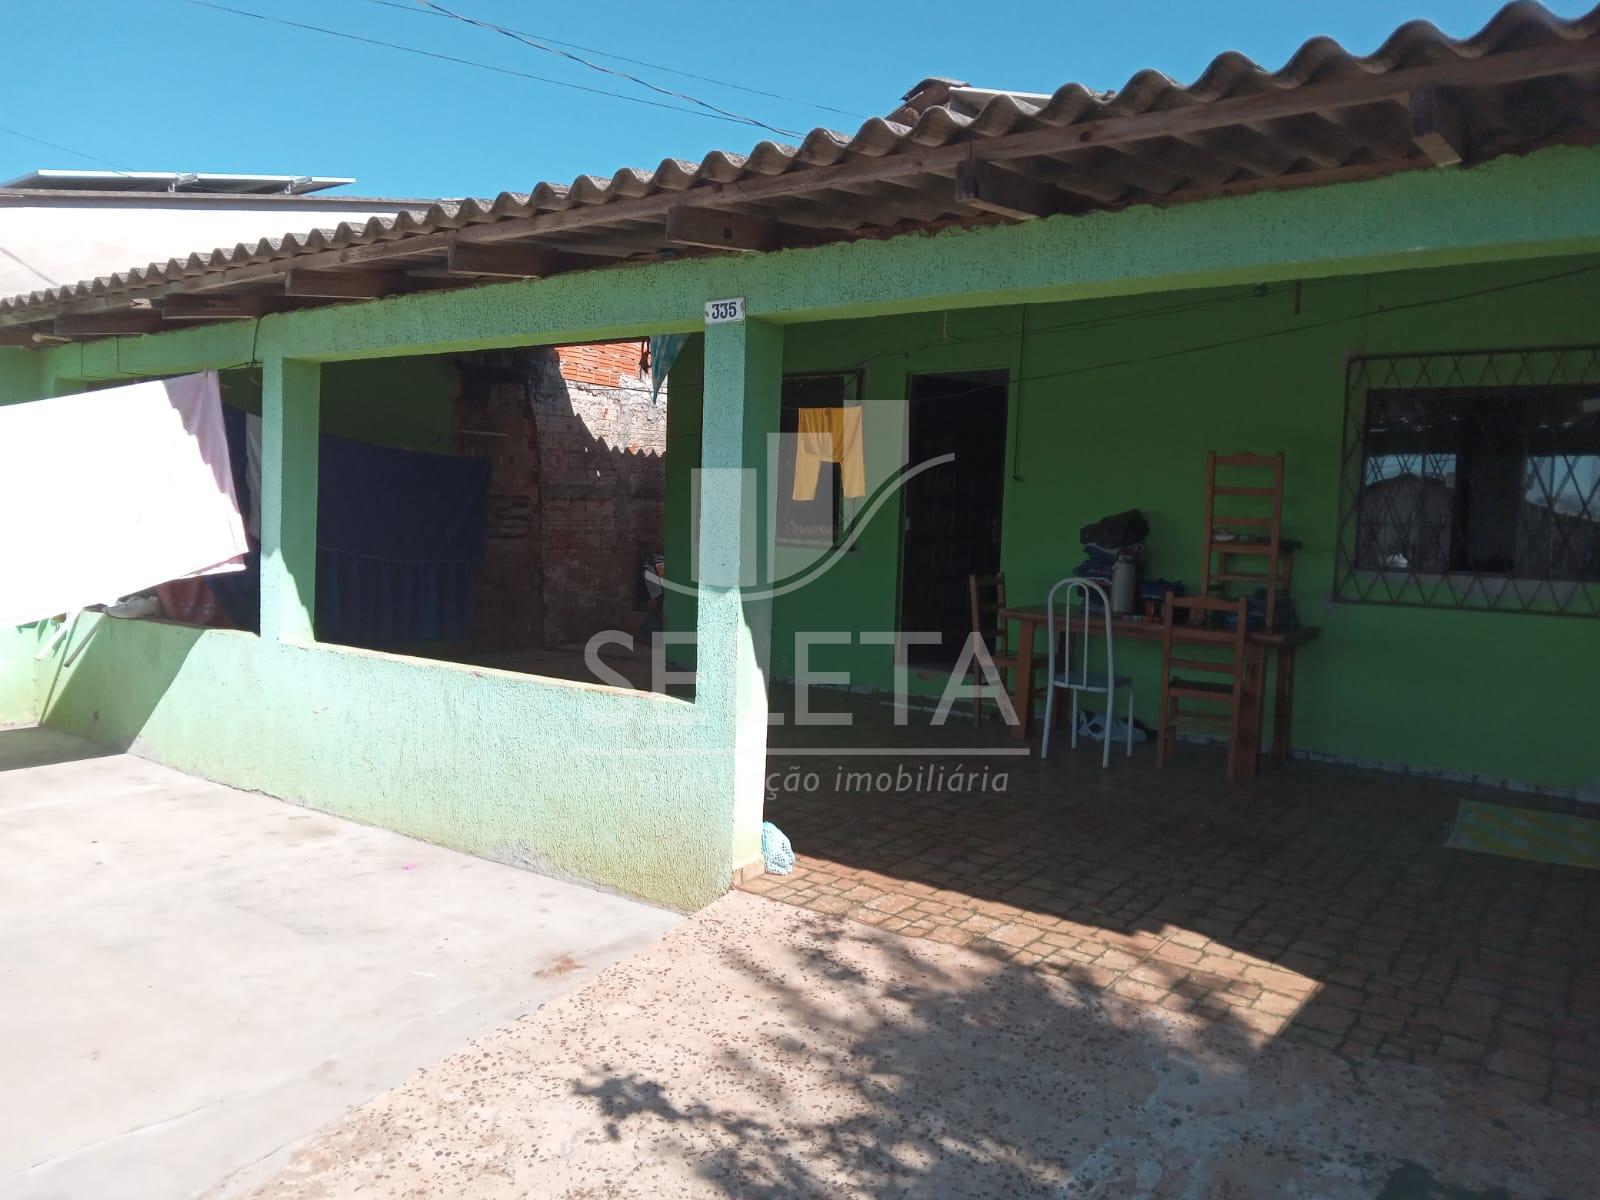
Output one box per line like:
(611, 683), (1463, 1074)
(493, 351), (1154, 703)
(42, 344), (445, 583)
(899, 370), (1009, 665)
(448, 341), (668, 688)
(173, 342), (677, 692)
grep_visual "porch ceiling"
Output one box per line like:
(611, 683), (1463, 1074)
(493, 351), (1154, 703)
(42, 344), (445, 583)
(3, 1), (1599, 345)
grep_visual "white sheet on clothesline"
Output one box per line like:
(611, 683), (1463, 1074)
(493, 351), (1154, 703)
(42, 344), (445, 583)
(0, 370), (247, 628)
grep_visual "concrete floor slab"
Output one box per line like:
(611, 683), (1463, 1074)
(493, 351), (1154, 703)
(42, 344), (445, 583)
(245, 891), (1599, 1199)
(0, 728), (681, 1200)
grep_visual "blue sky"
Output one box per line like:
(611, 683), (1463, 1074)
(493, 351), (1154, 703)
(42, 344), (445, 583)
(4, 1), (1593, 199)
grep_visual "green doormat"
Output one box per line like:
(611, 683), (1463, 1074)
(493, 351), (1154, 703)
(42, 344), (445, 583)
(1446, 800), (1600, 870)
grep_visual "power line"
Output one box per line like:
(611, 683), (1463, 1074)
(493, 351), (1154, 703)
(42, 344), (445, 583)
(358, 0), (859, 124)
(408, 0), (800, 137)
(1018, 262), (1600, 385)
(0, 244), (59, 287)
(873, 280), (1312, 367)
(364, 0), (864, 120)
(0, 124), (136, 175)
(0, 123), (313, 196)
(178, 0), (793, 132)
(904, 262), (1600, 403)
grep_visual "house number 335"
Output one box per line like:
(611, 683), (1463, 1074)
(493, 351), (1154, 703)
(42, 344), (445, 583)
(705, 297), (746, 324)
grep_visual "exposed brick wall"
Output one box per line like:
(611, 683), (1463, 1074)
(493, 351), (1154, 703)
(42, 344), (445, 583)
(555, 341), (649, 389)
(453, 355), (544, 648)
(454, 341), (665, 650)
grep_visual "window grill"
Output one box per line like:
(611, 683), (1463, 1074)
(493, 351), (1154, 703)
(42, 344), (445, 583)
(1336, 346), (1600, 617)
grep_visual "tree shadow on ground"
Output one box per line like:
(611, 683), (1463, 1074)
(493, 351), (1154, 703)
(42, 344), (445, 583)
(563, 910), (1577, 1200)
(759, 691), (1599, 1116)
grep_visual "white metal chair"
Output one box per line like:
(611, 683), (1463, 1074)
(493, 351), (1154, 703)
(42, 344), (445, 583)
(1042, 577), (1135, 766)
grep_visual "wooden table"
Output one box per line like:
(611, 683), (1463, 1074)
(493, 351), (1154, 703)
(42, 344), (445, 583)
(998, 604), (1320, 776)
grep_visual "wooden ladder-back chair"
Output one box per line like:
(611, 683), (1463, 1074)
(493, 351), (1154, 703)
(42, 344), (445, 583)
(1200, 451), (1292, 633)
(1157, 594), (1250, 779)
(967, 572), (1044, 725)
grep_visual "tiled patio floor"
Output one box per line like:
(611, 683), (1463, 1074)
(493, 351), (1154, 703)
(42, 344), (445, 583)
(747, 707), (1600, 1118)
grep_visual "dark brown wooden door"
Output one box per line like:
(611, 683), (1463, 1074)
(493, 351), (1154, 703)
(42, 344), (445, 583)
(899, 372), (1009, 664)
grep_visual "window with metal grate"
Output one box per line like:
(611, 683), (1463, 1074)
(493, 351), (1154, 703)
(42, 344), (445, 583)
(1336, 348), (1600, 616)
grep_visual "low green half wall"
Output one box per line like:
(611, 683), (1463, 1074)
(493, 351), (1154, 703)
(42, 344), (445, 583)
(0, 625), (45, 727)
(14, 615), (735, 910)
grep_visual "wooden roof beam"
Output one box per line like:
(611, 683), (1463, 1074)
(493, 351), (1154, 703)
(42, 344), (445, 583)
(1319, 103), (1418, 161)
(1410, 89), (1466, 166)
(1149, 156), (1416, 206)
(552, 233), (669, 258)
(731, 195), (858, 231)
(827, 179), (956, 226)
(667, 205), (779, 251)
(54, 312), (168, 336)
(444, 242), (562, 278)
(156, 294), (269, 320)
(955, 159), (1063, 220)
(663, 206), (830, 252)
(283, 269), (399, 299)
(1251, 113), (1366, 168)
(1119, 138), (1251, 189)
(1012, 158), (1128, 206)
(1077, 146), (1185, 197)
(1177, 127), (1297, 178)
(0, 327), (68, 347)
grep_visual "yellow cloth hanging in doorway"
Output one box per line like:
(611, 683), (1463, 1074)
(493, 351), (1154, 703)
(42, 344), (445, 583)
(793, 407), (866, 501)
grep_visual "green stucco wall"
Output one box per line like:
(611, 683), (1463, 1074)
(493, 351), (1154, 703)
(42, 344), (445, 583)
(0, 625), (46, 727)
(666, 255), (1599, 792)
(216, 356), (456, 451)
(4, 146), (1599, 910)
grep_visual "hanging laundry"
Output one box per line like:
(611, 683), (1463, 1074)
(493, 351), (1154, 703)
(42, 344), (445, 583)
(0, 371), (246, 628)
(792, 406), (866, 501)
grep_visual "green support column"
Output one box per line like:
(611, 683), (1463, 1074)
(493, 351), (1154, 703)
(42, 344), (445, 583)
(696, 317), (783, 877)
(260, 356), (321, 643)
(0, 348), (44, 406)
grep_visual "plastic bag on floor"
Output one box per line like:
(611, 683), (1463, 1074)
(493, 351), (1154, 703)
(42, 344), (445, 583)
(1077, 710), (1149, 744)
(761, 821), (795, 875)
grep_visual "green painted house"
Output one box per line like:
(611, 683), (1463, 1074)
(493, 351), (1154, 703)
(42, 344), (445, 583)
(2, 4), (1598, 909)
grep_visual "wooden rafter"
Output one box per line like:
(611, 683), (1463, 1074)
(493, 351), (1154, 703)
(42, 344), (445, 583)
(283, 269), (399, 299)
(1411, 89), (1467, 166)
(54, 312), (167, 336)
(955, 160), (1063, 220)
(666, 206), (778, 252)
(445, 243), (561, 278)
(156, 294), (269, 320)
(0, 328), (57, 346)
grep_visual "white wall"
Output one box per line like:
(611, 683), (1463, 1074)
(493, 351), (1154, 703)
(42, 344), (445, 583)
(0, 200), (420, 297)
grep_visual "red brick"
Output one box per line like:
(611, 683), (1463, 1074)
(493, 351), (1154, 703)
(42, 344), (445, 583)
(1112, 978), (1171, 1004)
(1153, 943), (1203, 966)
(1256, 992), (1303, 1017)
(990, 922), (1048, 949)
